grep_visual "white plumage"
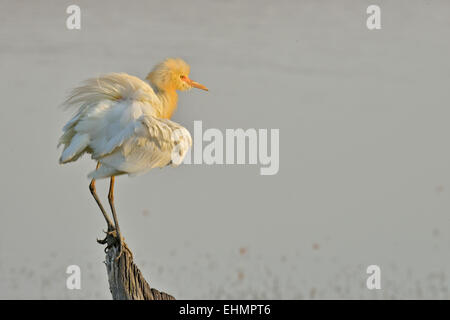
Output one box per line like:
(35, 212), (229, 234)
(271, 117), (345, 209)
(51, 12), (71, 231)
(59, 70), (197, 179)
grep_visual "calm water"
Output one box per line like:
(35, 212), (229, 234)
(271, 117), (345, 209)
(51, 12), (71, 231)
(0, 0), (449, 299)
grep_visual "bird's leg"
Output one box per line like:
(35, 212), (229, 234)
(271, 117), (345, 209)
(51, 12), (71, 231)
(89, 162), (115, 244)
(108, 176), (124, 260)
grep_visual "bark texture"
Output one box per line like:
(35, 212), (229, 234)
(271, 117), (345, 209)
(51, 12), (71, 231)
(101, 233), (175, 300)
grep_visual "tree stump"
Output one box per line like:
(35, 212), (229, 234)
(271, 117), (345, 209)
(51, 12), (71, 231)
(101, 232), (175, 300)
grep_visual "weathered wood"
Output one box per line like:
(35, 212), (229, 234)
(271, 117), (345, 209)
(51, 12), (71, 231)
(101, 232), (175, 300)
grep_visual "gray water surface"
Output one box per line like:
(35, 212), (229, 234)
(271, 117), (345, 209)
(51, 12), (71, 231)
(0, 0), (449, 299)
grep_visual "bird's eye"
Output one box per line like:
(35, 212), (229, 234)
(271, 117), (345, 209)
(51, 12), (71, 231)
(180, 75), (185, 79)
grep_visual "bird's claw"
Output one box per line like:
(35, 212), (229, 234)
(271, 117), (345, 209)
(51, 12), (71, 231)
(97, 228), (125, 260)
(97, 237), (108, 245)
(96, 227), (115, 245)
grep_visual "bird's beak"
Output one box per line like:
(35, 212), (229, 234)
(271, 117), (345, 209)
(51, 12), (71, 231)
(184, 76), (208, 91)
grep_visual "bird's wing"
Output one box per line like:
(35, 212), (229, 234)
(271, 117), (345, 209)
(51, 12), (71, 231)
(62, 73), (161, 116)
(89, 115), (192, 179)
(59, 73), (164, 163)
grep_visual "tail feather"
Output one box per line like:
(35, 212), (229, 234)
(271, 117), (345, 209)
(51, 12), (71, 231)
(87, 164), (122, 179)
(59, 133), (90, 164)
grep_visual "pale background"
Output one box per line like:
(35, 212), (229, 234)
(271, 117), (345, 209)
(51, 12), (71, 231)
(0, 0), (449, 299)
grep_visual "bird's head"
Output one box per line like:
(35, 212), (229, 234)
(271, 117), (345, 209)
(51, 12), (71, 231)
(146, 58), (208, 92)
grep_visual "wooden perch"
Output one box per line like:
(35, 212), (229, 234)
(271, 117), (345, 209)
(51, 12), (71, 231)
(100, 232), (175, 300)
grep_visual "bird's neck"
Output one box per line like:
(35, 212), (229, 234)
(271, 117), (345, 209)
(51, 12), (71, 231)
(155, 88), (178, 119)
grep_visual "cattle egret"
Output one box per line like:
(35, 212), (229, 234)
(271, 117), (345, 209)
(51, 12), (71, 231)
(58, 58), (208, 258)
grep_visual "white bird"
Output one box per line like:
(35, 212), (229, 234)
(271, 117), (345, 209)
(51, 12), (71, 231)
(58, 58), (208, 258)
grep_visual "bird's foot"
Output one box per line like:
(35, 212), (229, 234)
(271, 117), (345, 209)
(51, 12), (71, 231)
(96, 226), (115, 245)
(101, 229), (125, 260)
(97, 228), (129, 260)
